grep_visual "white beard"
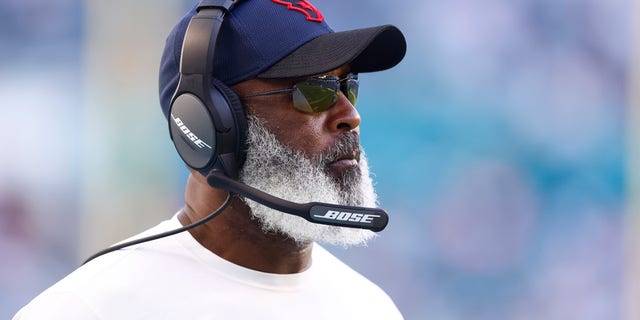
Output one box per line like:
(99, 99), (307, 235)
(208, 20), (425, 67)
(238, 115), (378, 247)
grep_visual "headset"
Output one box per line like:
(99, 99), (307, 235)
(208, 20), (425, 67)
(83, 0), (388, 266)
(167, 0), (389, 232)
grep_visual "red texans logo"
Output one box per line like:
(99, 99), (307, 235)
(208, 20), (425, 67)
(272, 0), (324, 23)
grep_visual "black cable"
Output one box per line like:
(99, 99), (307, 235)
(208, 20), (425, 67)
(82, 192), (234, 266)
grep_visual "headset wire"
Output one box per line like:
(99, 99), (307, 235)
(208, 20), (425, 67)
(82, 192), (234, 265)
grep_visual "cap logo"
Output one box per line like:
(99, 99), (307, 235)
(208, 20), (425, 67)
(272, 0), (324, 23)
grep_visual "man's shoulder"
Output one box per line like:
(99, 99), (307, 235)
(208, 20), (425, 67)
(13, 289), (101, 320)
(14, 218), (190, 319)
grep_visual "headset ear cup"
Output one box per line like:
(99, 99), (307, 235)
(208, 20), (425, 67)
(169, 91), (218, 171)
(212, 78), (248, 170)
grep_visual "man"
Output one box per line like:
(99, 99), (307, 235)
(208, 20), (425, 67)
(14, 0), (406, 318)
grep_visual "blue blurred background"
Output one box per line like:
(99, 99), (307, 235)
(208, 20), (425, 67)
(0, 0), (630, 319)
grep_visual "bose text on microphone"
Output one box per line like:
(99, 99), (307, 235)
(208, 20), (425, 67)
(206, 170), (389, 232)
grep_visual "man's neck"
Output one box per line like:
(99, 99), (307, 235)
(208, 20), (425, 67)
(178, 173), (313, 274)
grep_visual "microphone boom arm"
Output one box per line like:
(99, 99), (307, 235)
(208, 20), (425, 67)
(206, 171), (388, 231)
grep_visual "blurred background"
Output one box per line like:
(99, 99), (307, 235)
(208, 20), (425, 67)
(0, 0), (632, 319)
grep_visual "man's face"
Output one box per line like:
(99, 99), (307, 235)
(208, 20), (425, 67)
(233, 65), (361, 180)
(232, 66), (378, 246)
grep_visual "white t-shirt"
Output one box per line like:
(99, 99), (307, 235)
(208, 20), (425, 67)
(13, 216), (403, 319)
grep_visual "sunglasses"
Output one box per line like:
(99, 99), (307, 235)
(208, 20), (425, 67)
(240, 73), (359, 113)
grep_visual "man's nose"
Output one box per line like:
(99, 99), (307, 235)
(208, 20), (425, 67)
(328, 93), (361, 132)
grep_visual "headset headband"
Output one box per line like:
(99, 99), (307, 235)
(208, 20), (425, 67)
(181, 0), (238, 75)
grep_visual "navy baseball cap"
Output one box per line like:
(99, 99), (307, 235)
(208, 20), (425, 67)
(159, 0), (407, 118)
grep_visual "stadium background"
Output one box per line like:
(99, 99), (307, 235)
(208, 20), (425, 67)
(0, 0), (631, 319)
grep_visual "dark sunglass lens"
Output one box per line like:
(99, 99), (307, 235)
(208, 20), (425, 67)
(294, 81), (339, 113)
(344, 78), (359, 106)
(291, 88), (314, 113)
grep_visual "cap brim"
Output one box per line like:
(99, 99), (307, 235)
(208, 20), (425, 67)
(258, 25), (407, 79)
